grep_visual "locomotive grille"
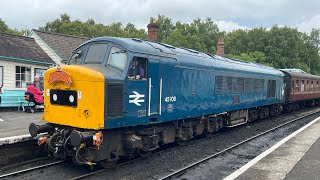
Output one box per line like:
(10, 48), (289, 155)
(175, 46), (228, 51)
(106, 85), (123, 118)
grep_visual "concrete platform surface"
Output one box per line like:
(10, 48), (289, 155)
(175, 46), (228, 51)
(225, 116), (320, 180)
(0, 111), (43, 139)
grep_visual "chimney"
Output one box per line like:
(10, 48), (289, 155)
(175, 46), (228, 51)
(216, 37), (225, 56)
(147, 17), (159, 41)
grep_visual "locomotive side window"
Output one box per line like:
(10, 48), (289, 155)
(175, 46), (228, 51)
(215, 76), (264, 93)
(253, 79), (264, 92)
(244, 78), (254, 92)
(107, 47), (127, 70)
(69, 48), (84, 64)
(233, 78), (244, 92)
(128, 57), (147, 80)
(267, 80), (276, 97)
(85, 43), (108, 63)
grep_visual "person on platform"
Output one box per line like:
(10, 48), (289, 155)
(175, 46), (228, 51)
(0, 85), (3, 94)
(34, 76), (44, 91)
(26, 82), (44, 104)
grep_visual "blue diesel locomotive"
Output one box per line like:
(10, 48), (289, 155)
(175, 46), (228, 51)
(29, 37), (284, 166)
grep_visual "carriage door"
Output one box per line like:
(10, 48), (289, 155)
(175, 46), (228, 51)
(148, 58), (160, 118)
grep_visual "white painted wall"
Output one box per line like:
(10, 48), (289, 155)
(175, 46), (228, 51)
(0, 59), (49, 90)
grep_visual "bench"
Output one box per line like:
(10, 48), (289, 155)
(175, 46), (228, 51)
(0, 90), (32, 111)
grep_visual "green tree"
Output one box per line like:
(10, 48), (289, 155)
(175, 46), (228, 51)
(0, 18), (8, 32)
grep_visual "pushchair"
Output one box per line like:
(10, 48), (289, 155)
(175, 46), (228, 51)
(24, 92), (44, 113)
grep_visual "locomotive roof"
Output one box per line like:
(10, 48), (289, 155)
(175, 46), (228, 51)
(281, 70), (320, 80)
(82, 36), (283, 77)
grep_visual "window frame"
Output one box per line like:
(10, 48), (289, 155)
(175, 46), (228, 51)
(0, 66), (3, 86)
(15, 66), (31, 88)
(69, 47), (85, 65)
(34, 68), (47, 79)
(127, 56), (148, 80)
(84, 43), (109, 64)
(107, 46), (128, 71)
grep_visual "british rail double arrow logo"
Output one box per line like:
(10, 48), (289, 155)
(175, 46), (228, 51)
(129, 91), (145, 106)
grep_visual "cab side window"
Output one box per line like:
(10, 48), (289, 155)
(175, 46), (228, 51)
(69, 48), (84, 64)
(128, 57), (147, 80)
(107, 47), (127, 70)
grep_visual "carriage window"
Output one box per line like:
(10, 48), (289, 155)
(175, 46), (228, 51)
(311, 81), (314, 91)
(301, 80), (305, 92)
(295, 80), (300, 91)
(291, 81), (294, 91)
(306, 81), (309, 91)
(317, 81), (319, 91)
(85, 43), (108, 63)
(107, 47), (127, 70)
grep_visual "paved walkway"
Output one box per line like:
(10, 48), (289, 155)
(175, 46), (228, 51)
(225, 116), (320, 180)
(0, 111), (43, 138)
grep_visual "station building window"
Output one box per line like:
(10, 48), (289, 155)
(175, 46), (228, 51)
(0, 66), (3, 86)
(16, 66), (31, 88)
(34, 68), (46, 80)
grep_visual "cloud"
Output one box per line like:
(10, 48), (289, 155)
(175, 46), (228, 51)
(216, 20), (249, 32)
(295, 14), (320, 33)
(0, 0), (319, 33)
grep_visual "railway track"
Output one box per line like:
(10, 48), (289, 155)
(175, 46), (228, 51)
(0, 159), (65, 179)
(1, 108), (319, 179)
(158, 109), (320, 180)
(70, 130), (228, 180)
(69, 109), (320, 180)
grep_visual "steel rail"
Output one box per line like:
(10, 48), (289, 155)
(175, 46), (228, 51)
(0, 160), (65, 178)
(70, 109), (320, 180)
(158, 109), (320, 180)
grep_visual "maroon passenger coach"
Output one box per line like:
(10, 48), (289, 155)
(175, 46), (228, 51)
(282, 70), (320, 111)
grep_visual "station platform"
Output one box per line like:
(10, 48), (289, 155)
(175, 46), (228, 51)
(225, 116), (320, 180)
(0, 111), (43, 145)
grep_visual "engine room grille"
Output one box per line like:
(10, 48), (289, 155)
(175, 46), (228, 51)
(107, 85), (123, 118)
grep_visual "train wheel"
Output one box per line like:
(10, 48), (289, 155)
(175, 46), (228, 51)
(138, 150), (152, 157)
(99, 159), (118, 169)
(203, 130), (212, 137)
(176, 138), (187, 146)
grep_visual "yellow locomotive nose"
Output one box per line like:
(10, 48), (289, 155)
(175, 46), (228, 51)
(43, 65), (105, 129)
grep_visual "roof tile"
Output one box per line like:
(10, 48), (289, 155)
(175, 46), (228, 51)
(0, 33), (54, 64)
(32, 30), (89, 60)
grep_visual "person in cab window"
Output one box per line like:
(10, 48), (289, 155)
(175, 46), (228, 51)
(128, 58), (145, 80)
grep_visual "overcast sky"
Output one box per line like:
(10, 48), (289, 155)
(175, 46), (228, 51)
(0, 0), (319, 33)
